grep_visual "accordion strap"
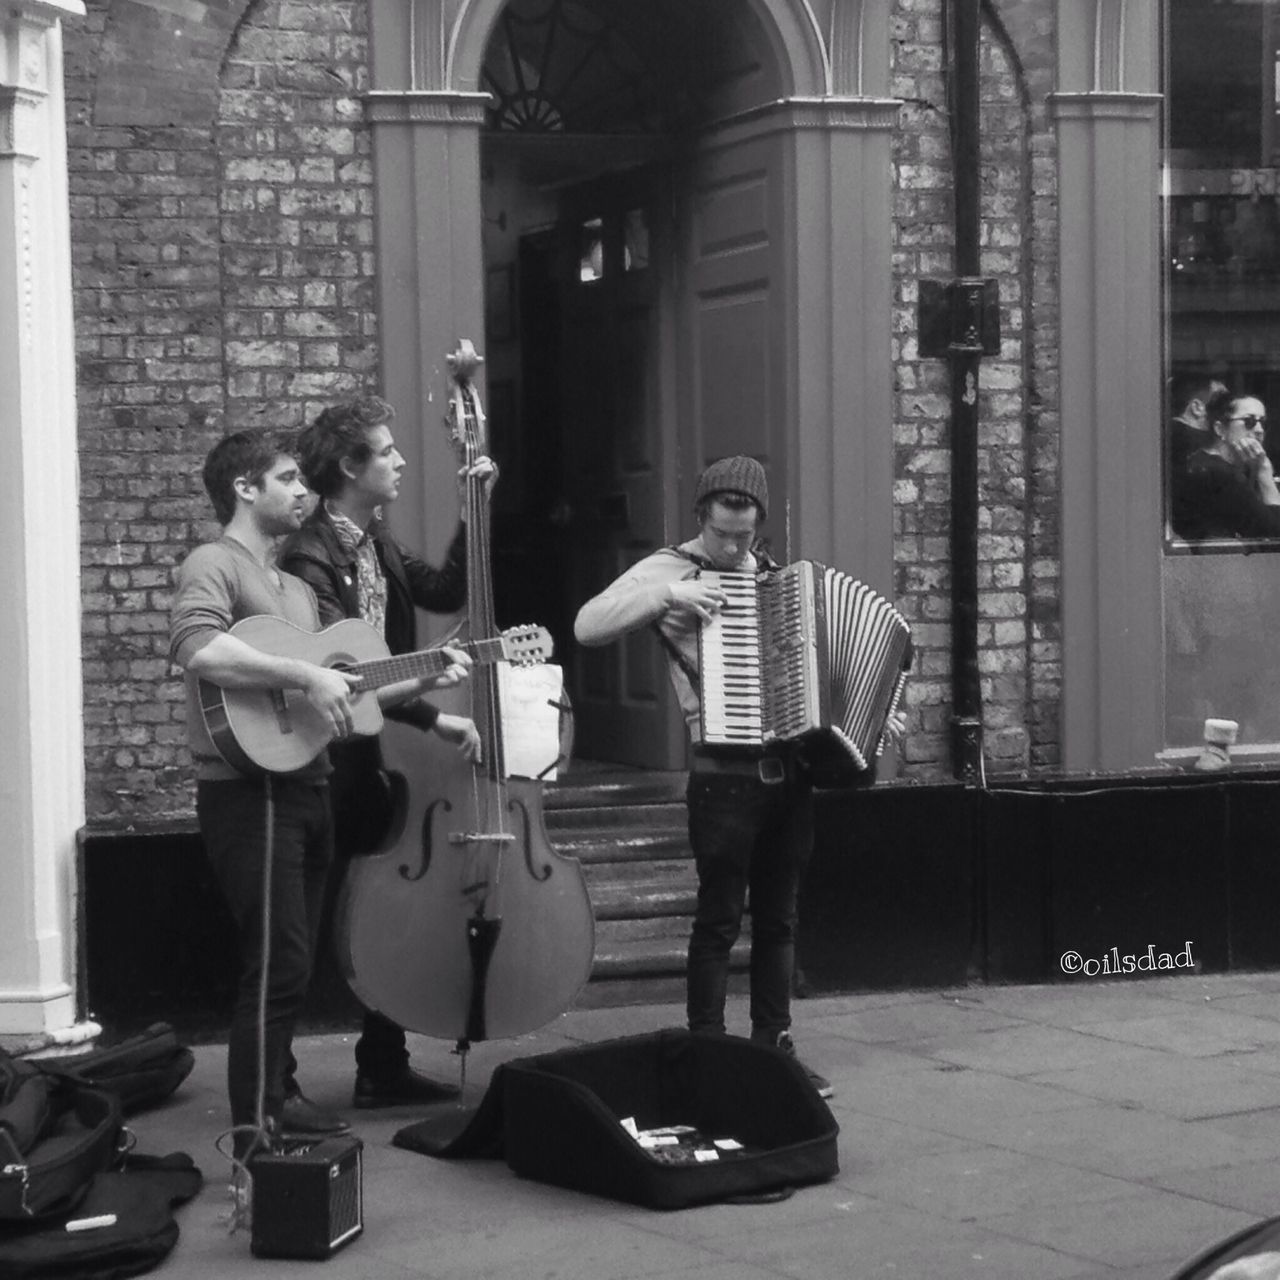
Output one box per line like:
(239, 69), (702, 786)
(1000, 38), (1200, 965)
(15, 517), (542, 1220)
(652, 622), (701, 693)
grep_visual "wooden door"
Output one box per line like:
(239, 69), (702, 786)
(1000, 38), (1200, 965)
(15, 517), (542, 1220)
(558, 176), (683, 766)
(675, 133), (790, 549)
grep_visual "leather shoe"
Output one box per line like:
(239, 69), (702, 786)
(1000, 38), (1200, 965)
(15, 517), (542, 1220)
(278, 1092), (351, 1136)
(353, 1066), (460, 1109)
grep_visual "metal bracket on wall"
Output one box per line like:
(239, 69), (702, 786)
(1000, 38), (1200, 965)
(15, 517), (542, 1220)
(917, 277), (1001, 358)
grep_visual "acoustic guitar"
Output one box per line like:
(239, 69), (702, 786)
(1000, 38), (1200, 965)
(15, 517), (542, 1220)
(200, 615), (552, 775)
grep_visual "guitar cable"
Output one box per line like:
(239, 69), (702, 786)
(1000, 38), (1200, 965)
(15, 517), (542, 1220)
(219, 773), (276, 1234)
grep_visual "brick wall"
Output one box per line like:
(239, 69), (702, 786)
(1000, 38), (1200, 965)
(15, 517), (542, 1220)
(889, 0), (1061, 779)
(67, 0), (377, 825)
(65, 0), (1064, 823)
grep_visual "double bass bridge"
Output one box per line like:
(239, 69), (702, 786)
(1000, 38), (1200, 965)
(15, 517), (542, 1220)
(447, 832), (517, 847)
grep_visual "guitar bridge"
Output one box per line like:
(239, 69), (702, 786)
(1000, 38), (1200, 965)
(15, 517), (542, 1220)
(270, 689), (293, 736)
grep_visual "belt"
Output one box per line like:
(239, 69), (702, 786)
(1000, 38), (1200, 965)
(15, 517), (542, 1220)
(690, 749), (793, 784)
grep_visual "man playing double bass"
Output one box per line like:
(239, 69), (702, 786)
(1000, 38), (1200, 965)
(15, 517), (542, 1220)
(280, 395), (496, 1109)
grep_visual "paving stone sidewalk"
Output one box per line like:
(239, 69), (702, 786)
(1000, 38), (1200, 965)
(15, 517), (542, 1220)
(116, 972), (1280, 1279)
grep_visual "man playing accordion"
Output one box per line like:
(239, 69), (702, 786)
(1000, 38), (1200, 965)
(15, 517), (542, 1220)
(575, 455), (837, 1097)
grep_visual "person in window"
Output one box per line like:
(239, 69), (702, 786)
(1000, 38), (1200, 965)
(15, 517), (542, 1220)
(1167, 373), (1227, 479)
(1171, 390), (1280, 540)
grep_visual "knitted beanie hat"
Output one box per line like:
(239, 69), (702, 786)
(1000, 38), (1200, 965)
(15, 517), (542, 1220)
(693, 455), (769, 520)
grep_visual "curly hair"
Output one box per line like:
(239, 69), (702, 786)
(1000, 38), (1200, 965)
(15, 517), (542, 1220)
(202, 429), (298, 525)
(296, 396), (396, 499)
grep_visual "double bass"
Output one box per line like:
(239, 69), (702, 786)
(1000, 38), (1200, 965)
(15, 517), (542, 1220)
(336, 340), (595, 1057)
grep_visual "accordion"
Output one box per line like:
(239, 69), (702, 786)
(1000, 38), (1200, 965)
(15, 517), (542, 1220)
(697, 560), (912, 781)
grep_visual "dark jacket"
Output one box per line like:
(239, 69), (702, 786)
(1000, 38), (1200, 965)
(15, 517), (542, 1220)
(280, 505), (468, 655)
(1171, 450), (1280, 541)
(279, 507), (468, 851)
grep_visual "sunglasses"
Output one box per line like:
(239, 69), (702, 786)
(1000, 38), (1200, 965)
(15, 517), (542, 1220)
(1229, 414), (1268, 430)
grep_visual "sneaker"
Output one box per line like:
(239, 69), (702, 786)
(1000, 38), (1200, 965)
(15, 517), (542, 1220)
(353, 1066), (460, 1109)
(774, 1032), (834, 1099)
(278, 1091), (351, 1136)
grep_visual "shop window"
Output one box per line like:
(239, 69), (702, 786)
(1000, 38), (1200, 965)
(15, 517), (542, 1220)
(1163, 0), (1280, 748)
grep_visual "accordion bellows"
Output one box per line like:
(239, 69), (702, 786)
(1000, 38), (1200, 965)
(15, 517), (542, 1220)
(697, 560), (912, 781)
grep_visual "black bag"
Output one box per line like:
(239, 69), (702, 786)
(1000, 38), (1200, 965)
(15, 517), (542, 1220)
(395, 1029), (839, 1210)
(40, 1025), (194, 1117)
(0, 1052), (122, 1223)
(0, 1153), (202, 1279)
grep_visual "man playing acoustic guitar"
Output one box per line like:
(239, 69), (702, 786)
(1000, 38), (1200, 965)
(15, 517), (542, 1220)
(169, 429), (469, 1152)
(280, 396), (496, 1110)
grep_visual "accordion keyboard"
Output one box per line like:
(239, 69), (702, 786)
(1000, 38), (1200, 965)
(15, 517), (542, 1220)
(697, 571), (763, 743)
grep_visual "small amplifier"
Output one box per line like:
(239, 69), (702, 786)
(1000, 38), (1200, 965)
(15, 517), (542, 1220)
(250, 1135), (364, 1260)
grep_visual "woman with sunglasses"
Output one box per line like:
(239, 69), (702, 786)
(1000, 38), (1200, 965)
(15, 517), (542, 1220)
(1171, 389), (1280, 540)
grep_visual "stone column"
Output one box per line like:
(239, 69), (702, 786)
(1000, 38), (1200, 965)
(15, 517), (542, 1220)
(0, 0), (87, 1035)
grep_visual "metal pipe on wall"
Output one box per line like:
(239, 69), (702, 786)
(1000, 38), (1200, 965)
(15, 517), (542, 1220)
(946, 0), (985, 782)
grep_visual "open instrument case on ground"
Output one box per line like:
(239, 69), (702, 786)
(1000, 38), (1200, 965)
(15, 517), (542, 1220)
(394, 1028), (839, 1211)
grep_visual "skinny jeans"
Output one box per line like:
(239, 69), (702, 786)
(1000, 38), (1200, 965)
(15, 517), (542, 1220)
(685, 757), (813, 1041)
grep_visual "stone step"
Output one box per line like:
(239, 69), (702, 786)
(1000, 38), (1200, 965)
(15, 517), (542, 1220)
(594, 913), (694, 945)
(545, 770), (687, 811)
(580, 856), (695, 888)
(594, 912), (753, 944)
(589, 935), (749, 979)
(540, 768), (712, 1008)
(552, 827), (690, 865)
(589, 879), (697, 920)
(545, 800), (686, 833)
(574, 970), (750, 1010)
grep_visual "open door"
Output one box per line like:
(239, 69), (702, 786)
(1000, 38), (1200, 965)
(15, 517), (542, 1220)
(552, 174), (683, 767)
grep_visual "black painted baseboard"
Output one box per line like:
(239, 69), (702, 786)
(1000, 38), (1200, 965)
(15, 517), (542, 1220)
(81, 769), (1280, 1038)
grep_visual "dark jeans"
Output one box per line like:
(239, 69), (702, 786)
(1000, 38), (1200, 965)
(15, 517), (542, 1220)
(197, 777), (333, 1131)
(328, 739), (408, 1081)
(685, 758), (813, 1040)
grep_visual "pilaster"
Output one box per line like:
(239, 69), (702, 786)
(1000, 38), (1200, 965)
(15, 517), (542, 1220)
(1052, 70), (1163, 769)
(0, 0), (86, 1034)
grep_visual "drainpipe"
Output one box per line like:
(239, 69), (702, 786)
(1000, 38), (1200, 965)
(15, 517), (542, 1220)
(918, 0), (998, 783)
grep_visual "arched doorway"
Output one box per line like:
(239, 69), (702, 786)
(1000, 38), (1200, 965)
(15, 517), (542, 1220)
(478, 0), (788, 766)
(365, 0), (898, 770)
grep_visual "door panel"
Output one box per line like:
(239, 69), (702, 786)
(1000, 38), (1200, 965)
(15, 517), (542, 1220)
(678, 137), (788, 534)
(559, 180), (681, 766)
(697, 292), (772, 460)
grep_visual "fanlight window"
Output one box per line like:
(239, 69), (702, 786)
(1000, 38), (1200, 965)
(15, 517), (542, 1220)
(483, 0), (671, 134)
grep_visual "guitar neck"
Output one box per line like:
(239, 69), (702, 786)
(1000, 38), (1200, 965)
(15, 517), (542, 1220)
(353, 636), (505, 691)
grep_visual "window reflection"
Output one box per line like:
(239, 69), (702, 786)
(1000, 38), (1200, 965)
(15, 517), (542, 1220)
(1163, 0), (1280, 751)
(1165, 0), (1280, 548)
(579, 217), (604, 283)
